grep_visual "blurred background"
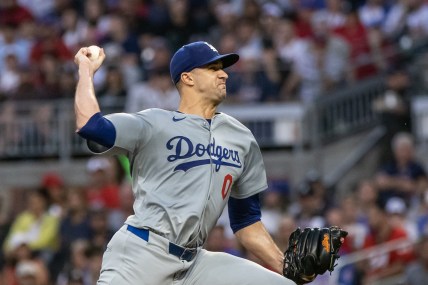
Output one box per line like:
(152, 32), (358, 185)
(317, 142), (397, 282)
(2, 0), (428, 284)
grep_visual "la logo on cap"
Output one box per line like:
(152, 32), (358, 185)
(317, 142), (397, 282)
(204, 42), (218, 53)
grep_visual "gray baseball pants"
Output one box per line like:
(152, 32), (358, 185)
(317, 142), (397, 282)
(97, 225), (296, 285)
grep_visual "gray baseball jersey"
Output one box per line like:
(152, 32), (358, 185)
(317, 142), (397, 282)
(100, 108), (267, 247)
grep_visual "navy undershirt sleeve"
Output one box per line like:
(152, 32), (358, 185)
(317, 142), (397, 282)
(228, 193), (262, 233)
(77, 112), (116, 148)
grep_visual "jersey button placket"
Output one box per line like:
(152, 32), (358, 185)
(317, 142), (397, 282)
(192, 118), (213, 246)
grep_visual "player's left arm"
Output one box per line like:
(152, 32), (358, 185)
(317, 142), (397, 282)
(235, 220), (284, 274)
(228, 131), (283, 272)
(228, 194), (284, 274)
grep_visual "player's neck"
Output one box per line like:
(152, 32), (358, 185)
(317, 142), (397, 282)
(178, 99), (218, 119)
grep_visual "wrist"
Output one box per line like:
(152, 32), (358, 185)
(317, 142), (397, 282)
(78, 63), (94, 77)
(266, 249), (285, 274)
(274, 259), (284, 275)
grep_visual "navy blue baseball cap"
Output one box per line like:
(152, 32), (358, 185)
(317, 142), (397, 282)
(170, 41), (239, 84)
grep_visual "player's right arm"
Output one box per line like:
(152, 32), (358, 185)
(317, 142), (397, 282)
(73, 47), (117, 150)
(73, 47), (153, 155)
(74, 47), (105, 130)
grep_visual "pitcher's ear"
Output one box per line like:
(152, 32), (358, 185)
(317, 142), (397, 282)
(180, 72), (194, 86)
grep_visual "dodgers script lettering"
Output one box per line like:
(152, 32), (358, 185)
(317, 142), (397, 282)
(166, 136), (242, 172)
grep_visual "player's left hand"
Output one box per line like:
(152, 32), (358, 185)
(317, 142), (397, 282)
(283, 226), (348, 284)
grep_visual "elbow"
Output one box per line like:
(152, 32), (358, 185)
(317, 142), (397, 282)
(74, 103), (100, 131)
(76, 119), (88, 132)
(228, 194), (262, 234)
(75, 110), (90, 131)
(77, 113), (116, 148)
(75, 122), (84, 132)
(234, 221), (261, 239)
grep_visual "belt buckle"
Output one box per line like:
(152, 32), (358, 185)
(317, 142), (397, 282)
(180, 247), (197, 261)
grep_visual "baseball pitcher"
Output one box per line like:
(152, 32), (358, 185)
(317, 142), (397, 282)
(74, 41), (347, 285)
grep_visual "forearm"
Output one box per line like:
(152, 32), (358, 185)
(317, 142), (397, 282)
(235, 221), (284, 274)
(75, 63), (100, 130)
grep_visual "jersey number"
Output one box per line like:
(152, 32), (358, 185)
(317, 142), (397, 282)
(221, 174), (233, 200)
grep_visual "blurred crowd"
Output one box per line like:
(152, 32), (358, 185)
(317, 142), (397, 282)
(2, 0), (428, 284)
(1, 0), (428, 108)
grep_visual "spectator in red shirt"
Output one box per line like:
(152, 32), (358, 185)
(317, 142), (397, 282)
(85, 156), (124, 232)
(85, 156), (120, 211)
(333, 10), (378, 80)
(0, 0), (33, 27)
(29, 22), (73, 65)
(287, 2), (314, 39)
(361, 198), (415, 284)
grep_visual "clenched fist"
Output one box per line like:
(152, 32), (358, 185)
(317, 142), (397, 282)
(74, 46), (106, 76)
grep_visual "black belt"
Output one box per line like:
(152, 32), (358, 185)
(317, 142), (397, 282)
(127, 225), (198, 262)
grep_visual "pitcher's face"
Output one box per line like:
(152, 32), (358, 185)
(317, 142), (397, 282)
(191, 61), (229, 104)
